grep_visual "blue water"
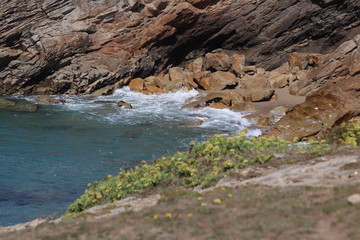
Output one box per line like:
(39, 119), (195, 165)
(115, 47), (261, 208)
(0, 88), (259, 226)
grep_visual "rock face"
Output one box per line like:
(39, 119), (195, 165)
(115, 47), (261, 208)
(264, 35), (360, 140)
(0, 0), (359, 95)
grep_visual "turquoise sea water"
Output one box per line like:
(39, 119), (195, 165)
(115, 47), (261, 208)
(0, 88), (259, 226)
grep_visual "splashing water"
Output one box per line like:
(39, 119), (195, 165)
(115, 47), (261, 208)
(0, 88), (260, 226)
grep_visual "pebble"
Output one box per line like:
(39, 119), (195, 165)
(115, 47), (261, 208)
(347, 194), (360, 205)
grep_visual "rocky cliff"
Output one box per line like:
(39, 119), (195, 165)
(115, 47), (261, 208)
(1, 0), (359, 95)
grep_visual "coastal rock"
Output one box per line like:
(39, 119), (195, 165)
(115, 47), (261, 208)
(243, 66), (256, 76)
(288, 53), (325, 70)
(230, 54), (246, 77)
(1, 0), (359, 95)
(245, 112), (276, 128)
(182, 90), (245, 109)
(270, 106), (289, 116)
(246, 89), (275, 102)
(231, 102), (256, 112)
(199, 71), (238, 91)
(204, 53), (232, 71)
(0, 100), (37, 112)
(169, 67), (187, 82)
(117, 101), (133, 109)
(35, 96), (66, 104)
(289, 35), (360, 96)
(264, 81), (360, 140)
(0, 98), (16, 108)
(186, 58), (203, 72)
(263, 35), (360, 140)
(146, 84), (164, 94)
(128, 78), (145, 92)
(269, 73), (291, 88)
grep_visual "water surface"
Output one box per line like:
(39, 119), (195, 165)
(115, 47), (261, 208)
(0, 88), (259, 226)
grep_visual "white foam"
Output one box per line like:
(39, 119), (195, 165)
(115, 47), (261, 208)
(27, 87), (262, 136)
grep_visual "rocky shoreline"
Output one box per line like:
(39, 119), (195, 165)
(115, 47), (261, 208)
(2, 34), (359, 141)
(1, 0), (359, 141)
(1, 0), (360, 237)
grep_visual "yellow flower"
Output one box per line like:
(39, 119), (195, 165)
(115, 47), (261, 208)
(165, 213), (172, 218)
(221, 187), (226, 191)
(214, 199), (222, 204)
(228, 193), (233, 198)
(197, 196), (203, 201)
(187, 213), (193, 217)
(153, 214), (159, 220)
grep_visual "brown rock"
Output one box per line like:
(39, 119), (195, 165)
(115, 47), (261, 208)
(246, 89), (275, 102)
(231, 102), (256, 112)
(243, 66), (256, 75)
(182, 99), (206, 109)
(146, 84), (164, 94)
(117, 101), (133, 109)
(128, 78), (145, 91)
(245, 112), (275, 128)
(269, 74), (290, 88)
(0, 0), (359, 95)
(182, 90), (245, 109)
(204, 53), (232, 71)
(199, 71), (238, 91)
(207, 102), (229, 109)
(154, 74), (170, 88)
(92, 85), (115, 96)
(270, 106), (289, 116)
(35, 96), (66, 104)
(186, 58), (203, 72)
(242, 74), (271, 90)
(257, 68), (266, 75)
(264, 81), (360, 141)
(144, 76), (158, 86)
(169, 67), (186, 82)
(288, 52), (325, 70)
(193, 71), (211, 87)
(231, 54), (246, 77)
(163, 80), (189, 93)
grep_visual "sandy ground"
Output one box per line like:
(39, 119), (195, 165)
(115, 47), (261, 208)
(250, 88), (306, 113)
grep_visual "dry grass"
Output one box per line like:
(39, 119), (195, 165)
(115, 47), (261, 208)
(2, 184), (360, 240)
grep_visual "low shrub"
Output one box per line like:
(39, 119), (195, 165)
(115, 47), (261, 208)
(65, 130), (334, 216)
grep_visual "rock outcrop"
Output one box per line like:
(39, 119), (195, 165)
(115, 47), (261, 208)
(1, 0), (359, 95)
(264, 35), (360, 140)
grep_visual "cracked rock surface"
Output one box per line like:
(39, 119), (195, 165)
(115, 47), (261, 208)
(0, 0), (359, 95)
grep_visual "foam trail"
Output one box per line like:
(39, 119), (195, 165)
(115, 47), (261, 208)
(24, 87), (261, 136)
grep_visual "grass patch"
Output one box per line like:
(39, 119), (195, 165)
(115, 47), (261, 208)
(65, 130), (333, 216)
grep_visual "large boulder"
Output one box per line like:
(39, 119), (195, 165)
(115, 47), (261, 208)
(128, 78), (145, 92)
(182, 90), (245, 109)
(199, 71), (238, 91)
(204, 53), (232, 71)
(245, 89), (275, 102)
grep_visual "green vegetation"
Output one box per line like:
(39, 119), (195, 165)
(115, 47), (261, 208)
(326, 118), (360, 147)
(65, 118), (360, 218)
(65, 130), (334, 217)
